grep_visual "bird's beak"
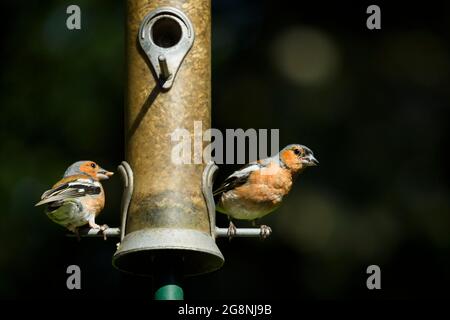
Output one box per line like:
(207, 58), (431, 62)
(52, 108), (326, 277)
(97, 168), (114, 180)
(302, 154), (319, 167)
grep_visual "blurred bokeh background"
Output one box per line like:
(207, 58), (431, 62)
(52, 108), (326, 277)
(1, 0), (450, 299)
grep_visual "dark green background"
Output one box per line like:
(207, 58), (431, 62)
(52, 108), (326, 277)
(1, 0), (449, 299)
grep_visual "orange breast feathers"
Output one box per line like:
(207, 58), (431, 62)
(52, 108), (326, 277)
(232, 162), (294, 204)
(82, 186), (105, 215)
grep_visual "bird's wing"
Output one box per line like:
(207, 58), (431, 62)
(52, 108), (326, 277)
(213, 162), (262, 197)
(35, 177), (101, 206)
(51, 174), (92, 189)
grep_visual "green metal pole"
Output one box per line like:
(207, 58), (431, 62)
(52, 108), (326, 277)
(154, 256), (184, 300)
(154, 278), (184, 300)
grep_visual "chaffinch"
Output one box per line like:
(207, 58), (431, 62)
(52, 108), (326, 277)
(35, 161), (113, 239)
(214, 144), (318, 238)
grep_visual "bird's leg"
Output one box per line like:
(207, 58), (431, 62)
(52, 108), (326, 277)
(88, 217), (101, 229)
(259, 225), (272, 240)
(227, 218), (237, 241)
(67, 225), (81, 241)
(100, 225), (109, 240)
(251, 219), (271, 239)
(88, 217), (109, 240)
(73, 227), (81, 242)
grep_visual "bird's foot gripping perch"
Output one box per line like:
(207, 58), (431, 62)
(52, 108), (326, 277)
(223, 221), (271, 240)
(88, 221), (109, 240)
(69, 227), (120, 239)
(227, 221), (237, 240)
(214, 225), (273, 240)
(259, 225), (272, 240)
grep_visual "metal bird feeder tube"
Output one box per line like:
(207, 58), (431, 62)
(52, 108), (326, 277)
(112, 0), (224, 283)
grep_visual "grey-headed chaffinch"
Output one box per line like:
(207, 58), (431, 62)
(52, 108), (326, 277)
(35, 161), (113, 239)
(214, 144), (318, 238)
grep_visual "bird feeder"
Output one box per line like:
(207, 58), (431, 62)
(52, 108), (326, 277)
(75, 0), (270, 300)
(112, 0), (225, 277)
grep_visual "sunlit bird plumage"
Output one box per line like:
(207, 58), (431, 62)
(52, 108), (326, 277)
(214, 144), (318, 238)
(35, 160), (113, 239)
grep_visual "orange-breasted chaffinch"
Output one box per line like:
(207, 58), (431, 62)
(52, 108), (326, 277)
(214, 144), (318, 238)
(35, 161), (113, 239)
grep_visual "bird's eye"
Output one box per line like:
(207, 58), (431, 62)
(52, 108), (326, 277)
(293, 148), (301, 155)
(90, 163), (96, 168)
